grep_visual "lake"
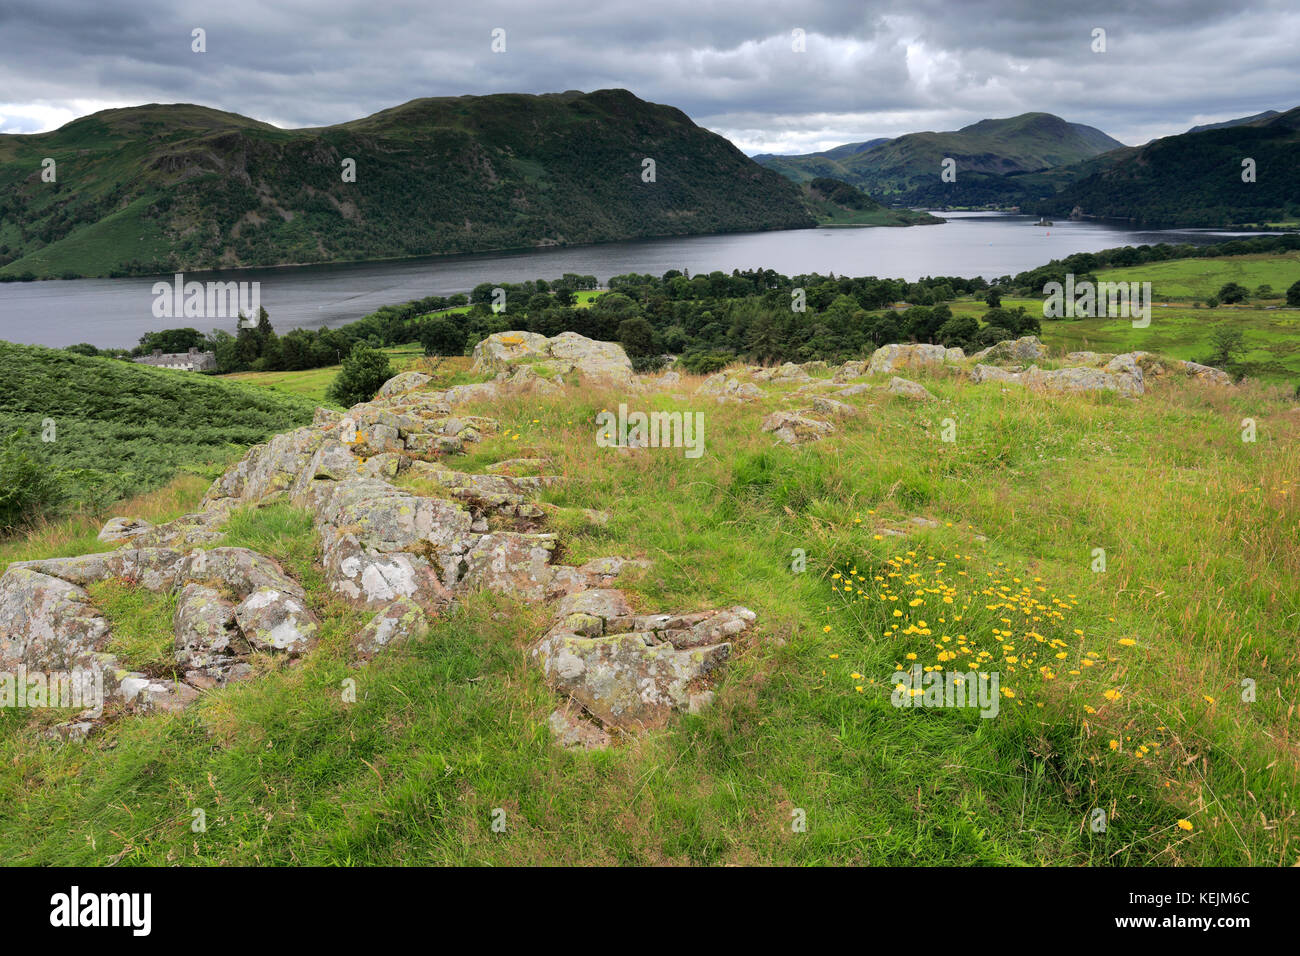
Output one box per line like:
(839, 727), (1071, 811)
(0, 212), (1276, 349)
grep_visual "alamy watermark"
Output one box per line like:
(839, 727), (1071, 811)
(1, 665), (103, 717)
(152, 272), (260, 326)
(596, 403), (704, 458)
(890, 664), (1001, 718)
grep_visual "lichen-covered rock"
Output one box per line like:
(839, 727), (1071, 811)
(122, 509), (229, 550)
(12, 548), (184, 593)
(353, 597), (433, 659)
(970, 336), (1046, 364)
(0, 568), (112, 674)
(233, 587), (318, 655)
(532, 586), (755, 733)
(376, 371), (431, 398)
(472, 331), (633, 383)
(547, 706), (613, 750)
(771, 362), (813, 383)
(1104, 353), (1146, 390)
(698, 375), (761, 402)
(533, 630), (731, 731)
(117, 676), (200, 714)
(868, 343), (957, 376)
(887, 377), (936, 401)
(761, 410), (834, 445)
(1126, 351), (1231, 386)
(289, 439), (361, 502)
(968, 364), (1026, 385)
(1022, 365), (1143, 398)
(834, 360), (868, 382)
(314, 406), (342, 427)
(97, 517), (153, 544)
(310, 478), (472, 550)
(173, 583), (246, 673)
(835, 383), (873, 397)
(622, 606), (757, 648)
(203, 426), (327, 509)
(1180, 360), (1232, 386)
(811, 396), (857, 417)
(320, 526), (452, 608)
(471, 331), (550, 369)
(177, 548), (306, 600)
(498, 364), (564, 395)
(460, 532), (559, 600)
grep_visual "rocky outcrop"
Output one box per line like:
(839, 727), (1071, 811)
(868, 343), (964, 376)
(811, 396), (858, 417)
(762, 410), (835, 445)
(968, 364), (1025, 385)
(969, 336), (1046, 364)
(833, 360), (867, 382)
(1127, 351), (1232, 386)
(887, 377), (936, 401)
(97, 517), (153, 544)
(376, 371), (431, 398)
(697, 374), (763, 403)
(472, 331), (633, 383)
(1023, 364), (1143, 398)
(6, 363), (753, 747)
(533, 589), (755, 736)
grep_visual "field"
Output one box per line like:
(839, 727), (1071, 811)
(946, 250), (1300, 385)
(0, 355), (1295, 865)
(1092, 251), (1300, 301)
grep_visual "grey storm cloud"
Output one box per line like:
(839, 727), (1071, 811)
(0, 0), (1297, 152)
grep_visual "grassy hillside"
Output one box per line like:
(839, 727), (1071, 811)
(801, 177), (943, 226)
(1092, 251), (1300, 301)
(0, 341), (317, 525)
(0, 90), (815, 278)
(0, 357), (1294, 865)
(758, 113), (1124, 207)
(1040, 107), (1300, 227)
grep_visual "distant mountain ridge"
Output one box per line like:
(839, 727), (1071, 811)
(0, 89), (816, 278)
(755, 112), (1124, 206)
(1187, 110), (1281, 133)
(1037, 106), (1300, 227)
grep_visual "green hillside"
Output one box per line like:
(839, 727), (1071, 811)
(801, 177), (943, 226)
(0, 341), (317, 527)
(0, 90), (815, 278)
(757, 112), (1124, 207)
(1038, 107), (1300, 227)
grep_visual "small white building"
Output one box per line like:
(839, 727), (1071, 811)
(133, 347), (218, 372)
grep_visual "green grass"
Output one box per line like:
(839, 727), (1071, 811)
(223, 346), (432, 404)
(947, 251), (1300, 385)
(1093, 252), (1300, 301)
(0, 358), (1295, 865)
(89, 579), (179, 675)
(0, 341), (318, 524)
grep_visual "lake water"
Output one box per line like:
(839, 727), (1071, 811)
(0, 212), (1277, 349)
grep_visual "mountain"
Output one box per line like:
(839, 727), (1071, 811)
(1187, 110), (1280, 133)
(0, 90), (815, 279)
(800, 177), (943, 226)
(1038, 106), (1300, 226)
(756, 112), (1124, 206)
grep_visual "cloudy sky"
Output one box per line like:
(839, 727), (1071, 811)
(0, 0), (1296, 153)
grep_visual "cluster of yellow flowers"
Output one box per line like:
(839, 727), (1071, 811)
(820, 545), (1152, 716)
(819, 533), (1203, 837)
